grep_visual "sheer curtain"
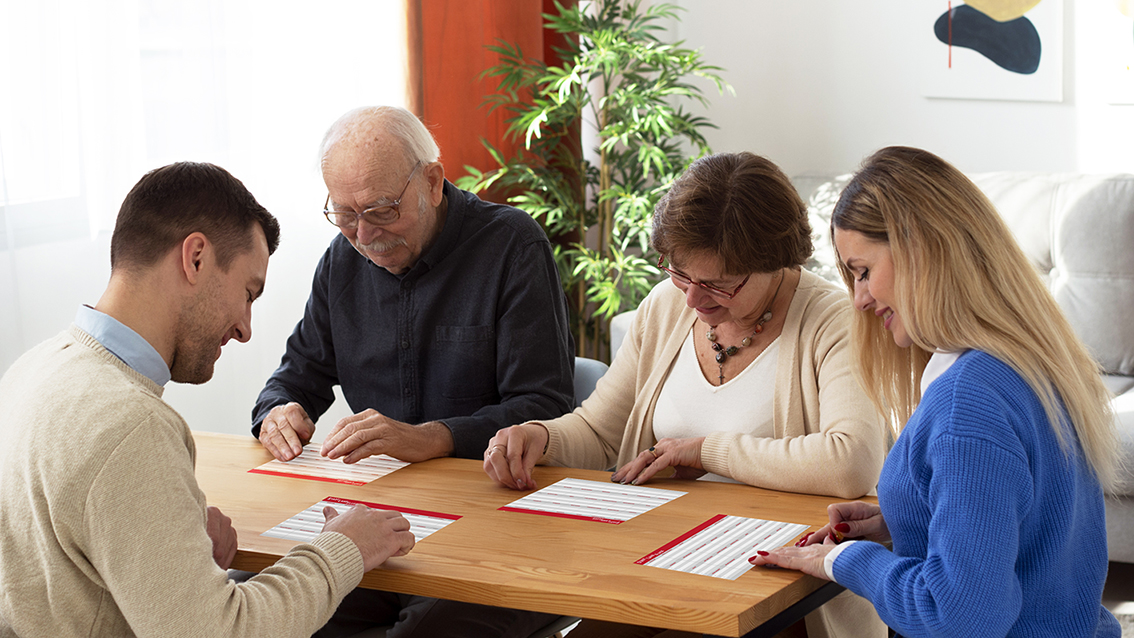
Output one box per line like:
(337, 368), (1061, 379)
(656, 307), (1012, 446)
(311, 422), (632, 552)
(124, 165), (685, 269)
(0, 0), (408, 435)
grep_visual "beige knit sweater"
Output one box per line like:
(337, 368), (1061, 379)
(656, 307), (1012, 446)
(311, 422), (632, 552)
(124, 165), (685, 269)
(539, 269), (886, 499)
(0, 327), (363, 638)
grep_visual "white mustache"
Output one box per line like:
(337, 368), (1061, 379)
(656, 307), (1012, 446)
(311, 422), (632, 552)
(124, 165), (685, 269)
(359, 238), (407, 254)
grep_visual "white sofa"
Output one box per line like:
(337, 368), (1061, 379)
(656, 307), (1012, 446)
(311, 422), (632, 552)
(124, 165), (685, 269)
(611, 171), (1134, 563)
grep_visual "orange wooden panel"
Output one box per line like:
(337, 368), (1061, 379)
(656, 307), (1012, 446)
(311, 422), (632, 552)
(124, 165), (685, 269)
(419, 1), (545, 182)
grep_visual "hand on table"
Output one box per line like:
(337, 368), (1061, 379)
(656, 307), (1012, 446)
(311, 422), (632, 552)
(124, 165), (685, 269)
(206, 506), (238, 569)
(747, 536), (838, 580)
(610, 437), (707, 485)
(797, 501), (890, 547)
(751, 500), (888, 581)
(483, 423), (550, 491)
(321, 409), (453, 463)
(259, 402), (315, 461)
(322, 505), (415, 572)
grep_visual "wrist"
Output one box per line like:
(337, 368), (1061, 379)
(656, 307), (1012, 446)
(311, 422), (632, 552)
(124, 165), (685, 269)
(419, 421), (455, 458)
(532, 423), (550, 456)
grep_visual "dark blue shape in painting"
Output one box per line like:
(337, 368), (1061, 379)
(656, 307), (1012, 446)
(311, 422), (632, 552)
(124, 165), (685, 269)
(934, 5), (1041, 74)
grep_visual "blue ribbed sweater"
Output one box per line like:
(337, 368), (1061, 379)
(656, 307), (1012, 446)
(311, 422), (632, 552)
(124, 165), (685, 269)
(833, 351), (1119, 637)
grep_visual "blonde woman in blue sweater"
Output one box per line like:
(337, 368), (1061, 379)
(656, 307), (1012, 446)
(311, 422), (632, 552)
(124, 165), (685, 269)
(751, 146), (1121, 637)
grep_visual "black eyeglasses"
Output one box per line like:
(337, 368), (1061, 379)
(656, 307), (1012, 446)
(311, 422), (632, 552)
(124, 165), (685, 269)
(323, 161), (423, 228)
(657, 255), (751, 299)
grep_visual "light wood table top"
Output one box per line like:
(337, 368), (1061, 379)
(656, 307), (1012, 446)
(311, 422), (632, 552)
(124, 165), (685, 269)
(194, 431), (848, 637)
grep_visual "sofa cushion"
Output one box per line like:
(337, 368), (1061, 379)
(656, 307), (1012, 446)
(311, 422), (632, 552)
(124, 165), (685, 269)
(801, 172), (1134, 379)
(969, 173), (1134, 379)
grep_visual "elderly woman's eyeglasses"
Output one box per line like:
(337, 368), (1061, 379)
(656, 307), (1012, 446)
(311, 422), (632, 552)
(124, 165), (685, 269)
(657, 255), (751, 299)
(323, 161), (423, 228)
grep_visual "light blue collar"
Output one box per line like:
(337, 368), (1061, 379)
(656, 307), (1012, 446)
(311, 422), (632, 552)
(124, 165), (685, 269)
(74, 305), (172, 387)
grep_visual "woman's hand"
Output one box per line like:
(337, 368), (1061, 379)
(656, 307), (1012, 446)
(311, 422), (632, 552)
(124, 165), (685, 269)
(748, 536), (838, 580)
(611, 437), (707, 485)
(797, 501), (890, 547)
(483, 424), (550, 490)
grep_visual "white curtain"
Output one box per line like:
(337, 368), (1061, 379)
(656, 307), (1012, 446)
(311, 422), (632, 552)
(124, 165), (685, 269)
(0, 0), (408, 436)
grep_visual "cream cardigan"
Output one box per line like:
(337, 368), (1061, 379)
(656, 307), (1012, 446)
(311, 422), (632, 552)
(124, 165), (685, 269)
(539, 269), (886, 499)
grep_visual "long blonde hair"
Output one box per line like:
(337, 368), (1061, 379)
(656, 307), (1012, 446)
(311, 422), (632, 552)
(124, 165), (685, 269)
(832, 146), (1118, 488)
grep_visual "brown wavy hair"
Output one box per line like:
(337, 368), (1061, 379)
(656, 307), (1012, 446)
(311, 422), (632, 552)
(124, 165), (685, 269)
(651, 152), (812, 275)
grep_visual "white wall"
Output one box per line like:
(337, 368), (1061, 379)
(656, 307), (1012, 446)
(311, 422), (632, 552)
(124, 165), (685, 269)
(4, 1), (1132, 439)
(0, 0), (405, 438)
(671, 0), (1134, 177)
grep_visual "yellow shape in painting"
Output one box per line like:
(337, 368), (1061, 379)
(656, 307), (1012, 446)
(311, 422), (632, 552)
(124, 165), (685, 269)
(1114, 0), (1132, 17)
(964, 0), (1042, 21)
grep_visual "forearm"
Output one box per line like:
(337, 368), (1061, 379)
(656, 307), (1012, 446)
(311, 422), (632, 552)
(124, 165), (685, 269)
(442, 392), (566, 459)
(700, 427), (884, 498)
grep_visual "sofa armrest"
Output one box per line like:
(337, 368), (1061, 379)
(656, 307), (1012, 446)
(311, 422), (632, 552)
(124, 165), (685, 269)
(1110, 386), (1134, 496)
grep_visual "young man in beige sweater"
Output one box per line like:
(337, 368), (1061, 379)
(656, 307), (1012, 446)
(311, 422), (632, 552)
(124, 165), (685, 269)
(0, 162), (415, 638)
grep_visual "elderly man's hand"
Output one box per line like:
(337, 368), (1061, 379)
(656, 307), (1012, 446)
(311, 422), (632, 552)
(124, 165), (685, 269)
(320, 409), (453, 463)
(259, 402), (316, 461)
(206, 506), (238, 570)
(321, 505), (415, 572)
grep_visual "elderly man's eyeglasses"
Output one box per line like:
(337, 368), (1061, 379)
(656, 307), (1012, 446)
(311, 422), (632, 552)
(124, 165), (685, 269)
(323, 161), (423, 228)
(657, 255), (751, 299)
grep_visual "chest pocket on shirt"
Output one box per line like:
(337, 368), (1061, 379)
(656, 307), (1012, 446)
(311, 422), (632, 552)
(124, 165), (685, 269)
(434, 325), (496, 400)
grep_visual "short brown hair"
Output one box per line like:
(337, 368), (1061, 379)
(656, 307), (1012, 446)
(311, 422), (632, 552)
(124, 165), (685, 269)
(110, 162), (281, 271)
(651, 152), (812, 276)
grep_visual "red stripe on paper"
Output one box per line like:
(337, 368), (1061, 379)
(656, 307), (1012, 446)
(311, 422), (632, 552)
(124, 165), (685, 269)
(323, 496), (461, 521)
(248, 469), (366, 486)
(635, 514), (727, 565)
(498, 506), (624, 525)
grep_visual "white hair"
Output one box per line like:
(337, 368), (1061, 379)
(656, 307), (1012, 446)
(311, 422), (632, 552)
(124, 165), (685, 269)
(319, 106), (440, 168)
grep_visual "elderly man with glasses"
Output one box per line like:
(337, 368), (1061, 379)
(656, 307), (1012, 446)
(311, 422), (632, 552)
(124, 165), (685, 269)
(250, 105), (572, 637)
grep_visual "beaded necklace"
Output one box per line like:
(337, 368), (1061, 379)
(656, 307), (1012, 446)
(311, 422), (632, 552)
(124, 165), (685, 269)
(705, 270), (785, 385)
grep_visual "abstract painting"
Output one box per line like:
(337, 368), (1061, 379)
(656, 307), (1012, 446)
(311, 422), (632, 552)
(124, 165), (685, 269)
(1107, 0), (1134, 104)
(921, 0), (1064, 102)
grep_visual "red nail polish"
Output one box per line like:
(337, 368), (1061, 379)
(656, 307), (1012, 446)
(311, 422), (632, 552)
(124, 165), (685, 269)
(835, 523), (850, 534)
(757, 550), (769, 556)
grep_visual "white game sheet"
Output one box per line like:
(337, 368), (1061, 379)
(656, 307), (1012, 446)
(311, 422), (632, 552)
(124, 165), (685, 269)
(499, 477), (686, 524)
(636, 514), (809, 580)
(249, 444), (409, 486)
(262, 496), (460, 543)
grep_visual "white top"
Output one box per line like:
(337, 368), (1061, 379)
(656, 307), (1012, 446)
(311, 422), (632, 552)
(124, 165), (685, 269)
(653, 328), (780, 483)
(824, 349), (966, 581)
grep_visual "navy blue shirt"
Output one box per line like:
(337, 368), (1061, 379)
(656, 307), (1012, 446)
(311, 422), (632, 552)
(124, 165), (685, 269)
(252, 181), (574, 458)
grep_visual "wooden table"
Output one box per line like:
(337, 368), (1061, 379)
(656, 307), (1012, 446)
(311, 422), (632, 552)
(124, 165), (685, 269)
(194, 432), (847, 637)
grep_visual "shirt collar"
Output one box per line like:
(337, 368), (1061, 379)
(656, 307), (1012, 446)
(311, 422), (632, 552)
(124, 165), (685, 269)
(920, 350), (966, 396)
(74, 305), (172, 387)
(417, 180), (464, 271)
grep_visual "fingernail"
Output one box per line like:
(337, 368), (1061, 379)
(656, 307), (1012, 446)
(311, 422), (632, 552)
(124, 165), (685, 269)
(757, 550), (769, 556)
(835, 523), (850, 533)
(748, 555), (758, 563)
(610, 475), (620, 483)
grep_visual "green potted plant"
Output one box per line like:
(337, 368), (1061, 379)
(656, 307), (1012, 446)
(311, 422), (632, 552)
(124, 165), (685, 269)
(456, 0), (730, 361)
